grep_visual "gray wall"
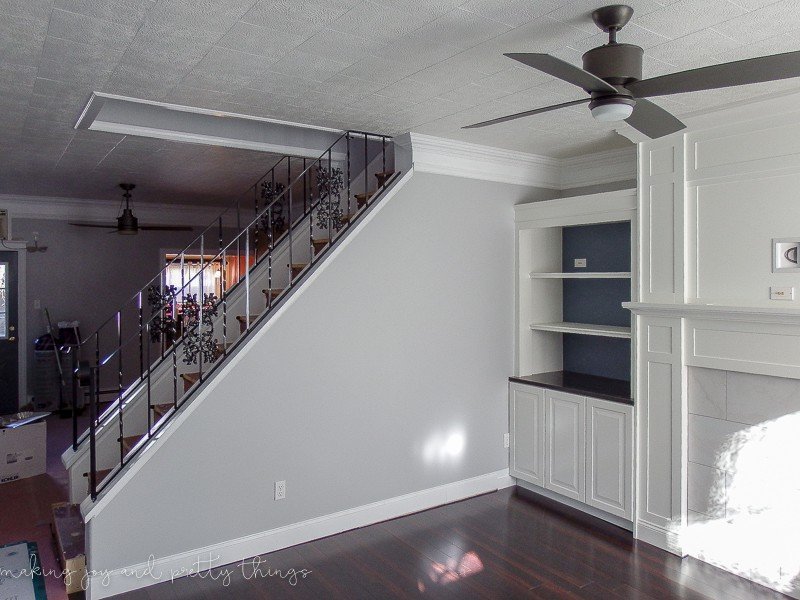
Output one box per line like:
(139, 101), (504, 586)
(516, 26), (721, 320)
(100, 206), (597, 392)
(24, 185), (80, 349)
(87, 172), (556, 572)
(14, 218), (203, 393)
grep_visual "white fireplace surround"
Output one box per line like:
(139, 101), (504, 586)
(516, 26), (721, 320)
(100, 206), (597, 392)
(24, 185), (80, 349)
(627, 90), (800, 599)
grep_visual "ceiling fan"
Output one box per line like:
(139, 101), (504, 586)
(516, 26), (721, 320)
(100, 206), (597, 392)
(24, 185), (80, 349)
(70, 183), (193, 235)
(464, 4), (800, 138)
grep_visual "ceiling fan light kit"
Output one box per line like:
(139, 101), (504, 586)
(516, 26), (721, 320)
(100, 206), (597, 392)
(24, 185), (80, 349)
(464, 4), (800, 138)
(117, 183), (139, 235)
(69, 182), (193, 234)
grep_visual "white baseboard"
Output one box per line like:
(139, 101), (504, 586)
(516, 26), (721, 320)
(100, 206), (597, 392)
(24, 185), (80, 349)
(634, 519), (686, 556)
(87, 469), (514, 599)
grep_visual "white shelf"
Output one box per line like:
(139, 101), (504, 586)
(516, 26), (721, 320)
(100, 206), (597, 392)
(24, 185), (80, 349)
(529, 322), (632, 339)
(530, 272), (632, 279)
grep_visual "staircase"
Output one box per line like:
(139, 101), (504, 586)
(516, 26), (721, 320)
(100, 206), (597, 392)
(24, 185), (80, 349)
(52, 131), (398, 590)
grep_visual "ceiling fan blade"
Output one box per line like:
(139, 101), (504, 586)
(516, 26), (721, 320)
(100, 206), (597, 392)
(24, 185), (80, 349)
(628, 50), (800, 98)
(505, 53), (618, 94)
(624, 99), (686, 139)
(463, 98), (590, 129)
(139, 225), (194, 231)
(68, 222), (116, 229)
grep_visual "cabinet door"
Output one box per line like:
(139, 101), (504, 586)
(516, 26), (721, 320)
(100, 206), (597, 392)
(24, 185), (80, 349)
(545, 391), (585, 501)
(509, 384), (546, 487)
(586, 398), (633, 520)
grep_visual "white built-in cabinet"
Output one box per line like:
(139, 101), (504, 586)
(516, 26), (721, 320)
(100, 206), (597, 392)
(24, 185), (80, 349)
(545, 390), (585, 501)
(509, 384), (545, 487)
(509, 382), (633, 521)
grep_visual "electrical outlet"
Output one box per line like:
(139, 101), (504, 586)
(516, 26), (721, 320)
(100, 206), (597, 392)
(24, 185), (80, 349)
(503, 433), (510, 448)
(574, 258), (587, 268)
(770, 286), (794, 300)
(274, 480), (286, 500)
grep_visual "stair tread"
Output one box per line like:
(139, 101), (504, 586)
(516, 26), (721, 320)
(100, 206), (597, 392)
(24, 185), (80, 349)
(151, 403), (172, 417)
(375, 170), (395, 177)
(52, 502), (85, 560)
(235, 314), (260, 323)
(262, 287), (285, 294)
(181, 372), (200, 383)
(121, 434), (144, 453)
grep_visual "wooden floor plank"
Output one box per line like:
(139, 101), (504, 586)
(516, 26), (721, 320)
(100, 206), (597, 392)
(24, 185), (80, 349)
(116, 487), (792, 600)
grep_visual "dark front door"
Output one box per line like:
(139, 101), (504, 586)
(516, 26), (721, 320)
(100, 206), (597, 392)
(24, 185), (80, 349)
(0, 251), (19, 414)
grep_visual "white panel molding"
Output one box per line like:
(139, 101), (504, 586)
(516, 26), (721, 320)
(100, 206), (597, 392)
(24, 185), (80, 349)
(630, 314), (687, 556)
(559, 146), (637, 189)
(409, 133), (562, 189)
(638, 134), (685, 304)
(408, 133), (636, 191)
(623, 302), (800, 323)
(514, 188), (636, 228)
(86, 469), (514, 600)
(0, 194), (231, 227)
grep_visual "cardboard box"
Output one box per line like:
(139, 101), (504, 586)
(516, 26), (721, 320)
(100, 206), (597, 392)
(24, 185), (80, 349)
(0, 421), (46, 484)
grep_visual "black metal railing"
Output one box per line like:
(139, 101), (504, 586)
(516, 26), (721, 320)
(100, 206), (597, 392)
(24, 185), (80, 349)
(73, 131), (397, 500)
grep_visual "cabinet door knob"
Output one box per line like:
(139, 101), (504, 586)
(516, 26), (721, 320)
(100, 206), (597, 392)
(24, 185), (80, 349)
(7, 337), (16, 342)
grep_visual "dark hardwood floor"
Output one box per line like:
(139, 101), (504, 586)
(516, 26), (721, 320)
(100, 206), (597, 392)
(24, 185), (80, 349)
(117, 486), (790, 600)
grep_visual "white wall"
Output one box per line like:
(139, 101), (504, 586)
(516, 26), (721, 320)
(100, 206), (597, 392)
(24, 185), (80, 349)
(85, 172), (556, 583)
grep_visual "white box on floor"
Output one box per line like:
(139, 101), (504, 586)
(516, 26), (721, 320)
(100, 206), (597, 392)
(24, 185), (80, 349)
(0, 421), (46, 484)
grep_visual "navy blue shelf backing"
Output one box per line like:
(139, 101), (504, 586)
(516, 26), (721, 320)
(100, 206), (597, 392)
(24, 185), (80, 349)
(561, 221), (631, 382)
(562, 221), (631, 273)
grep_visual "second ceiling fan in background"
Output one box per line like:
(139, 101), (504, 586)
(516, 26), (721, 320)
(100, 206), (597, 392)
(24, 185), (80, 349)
(465, 4), (800, 138)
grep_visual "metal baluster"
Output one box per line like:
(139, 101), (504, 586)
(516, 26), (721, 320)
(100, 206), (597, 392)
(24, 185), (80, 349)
(267, 205), (273, 306)
(236, 199), (241, 287)
(84, 360), (97, 500)
(199, 235), (204, 382)
(382, 136), (386, 176)
(172, 292), (178, 408)
(222, 248), (228, 351)
(94, 333), (100, 426)
(117, 311), (123, 464)
(146, 318), (152, 437)
(364, 133), (368, 205)
(71, 348), (78, 450)
(245, 227), (250, 330)
(160, 272), (165, 360)
(288, 188), (293, 284)
(303, 158), (307, 217)
(138, 292), (143, 381)
(327, 156), (332, 243)
(253, 186), (259, 263)
(218, 216), (223, 254)
(346, 133), (351, 219)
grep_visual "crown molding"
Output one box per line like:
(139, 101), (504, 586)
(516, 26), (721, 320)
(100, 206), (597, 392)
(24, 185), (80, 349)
(559, 146), (637, 189)
(408, 132), (563, 189)
(407, 133), (636, 190)
(0, 194), (231, 227)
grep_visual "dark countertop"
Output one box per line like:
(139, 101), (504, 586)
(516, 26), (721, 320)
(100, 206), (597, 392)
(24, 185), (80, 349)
(509, 371), (633, 405)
